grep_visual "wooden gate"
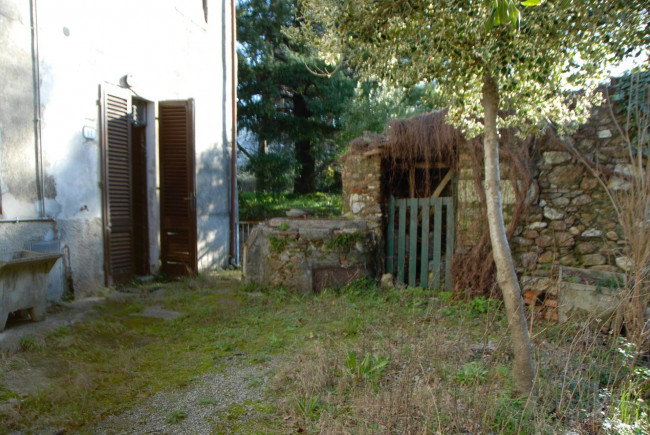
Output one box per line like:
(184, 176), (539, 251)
(386, 196), (454, 289)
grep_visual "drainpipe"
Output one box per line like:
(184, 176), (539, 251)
(30, 0), (46, 218)
(229, 0), (238, 266)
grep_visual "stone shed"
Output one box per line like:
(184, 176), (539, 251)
(340, 96), (639, 322)
(341, 113), (461, 289)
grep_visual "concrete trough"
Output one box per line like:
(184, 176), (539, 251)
(0, 251), (63, 331)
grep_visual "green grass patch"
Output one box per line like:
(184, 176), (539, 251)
(239, 192), (341, 221)
(2, 274), (648, 434)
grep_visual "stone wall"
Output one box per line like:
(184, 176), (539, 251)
(341, 149), (383, 235)
(512, 105), (630, 321)
(243, 218), (380, 292)
(512, 105), (628, 275)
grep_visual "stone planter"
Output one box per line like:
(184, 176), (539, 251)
(243, 218), (380, 293)
(557, 266), (624, 325)
(0, 251), (63, 331)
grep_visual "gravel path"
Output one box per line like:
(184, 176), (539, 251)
(88, 359), (274, 434)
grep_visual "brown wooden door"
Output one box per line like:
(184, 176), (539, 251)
(159, 99), (198, 276)
(100, 86), (135, 285)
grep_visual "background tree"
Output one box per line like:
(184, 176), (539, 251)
(237, 0), (355, 194)
(337, 81), (444, 146)
(295, 0), (647, 394)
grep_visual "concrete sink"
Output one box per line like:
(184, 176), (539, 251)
(0, 250), (62, 331)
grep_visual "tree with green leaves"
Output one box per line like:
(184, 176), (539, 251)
(337, 81), (444, 146)
(295, 0), (647, 394)
(237, 0), (355, 194)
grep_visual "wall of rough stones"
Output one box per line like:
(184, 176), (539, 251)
(340, 149), (384, 236)
(512, 105), (631, 321)
(512, 106), (628, 275)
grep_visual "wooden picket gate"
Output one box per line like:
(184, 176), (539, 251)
(386, 196), (454, 289)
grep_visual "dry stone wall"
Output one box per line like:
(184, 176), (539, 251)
(513, 105), (628, 275)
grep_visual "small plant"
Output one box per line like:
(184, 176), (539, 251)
(468, 296), (490, 314)
(199, 396), (219, 406)
(491, 395), (532, 433)
(327, 231), (362, 251)
(166, 408), (187, 424)
(342, 316), (362, 336)
(596, 277), (624, 289)
(268, 234), (289, 253)
(19, 336), (41, 352)
(267, 333), (285, 349)
(438, 291), (454, 303)
(295, 395), (323, 421)
(455, 361), (488, 385)
(562, 275), (581, 284)
(278, 222), (289, 231)
(345, 351), (390, 384)
(602, 340), (650, 434)
(341, 277), (378, 297)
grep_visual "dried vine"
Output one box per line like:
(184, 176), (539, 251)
(451, 132), (539, 298)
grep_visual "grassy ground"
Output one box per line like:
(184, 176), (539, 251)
(1, 273), (648, 433)
(238, 192), (342, 221)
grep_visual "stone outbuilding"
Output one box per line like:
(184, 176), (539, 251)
(340, 98), (637, 321)
(244, 79), (642, 325)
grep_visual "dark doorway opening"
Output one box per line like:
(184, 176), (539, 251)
(131, 100), (150, 276)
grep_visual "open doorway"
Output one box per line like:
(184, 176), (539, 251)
(131, 98), (150, 277)
(101, 87), (197, 284)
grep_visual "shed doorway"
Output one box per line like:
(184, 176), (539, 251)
(383, 161), (455, 289)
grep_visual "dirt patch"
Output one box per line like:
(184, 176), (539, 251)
(88, 359), (274, 434)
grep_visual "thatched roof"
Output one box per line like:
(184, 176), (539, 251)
(348, 111), (464, 169)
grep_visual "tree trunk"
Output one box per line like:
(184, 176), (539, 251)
(482, 73), (535, 396)
(293, 94), (316, 194)
(294, 138), (315, 194)
(255, 137), (267, 191)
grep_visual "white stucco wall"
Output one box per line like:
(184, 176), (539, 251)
(0, 0), (235, 296)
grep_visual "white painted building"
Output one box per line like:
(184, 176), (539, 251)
(0, 0), (237, 297)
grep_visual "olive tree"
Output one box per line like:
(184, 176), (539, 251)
(294, 0), (647, 394)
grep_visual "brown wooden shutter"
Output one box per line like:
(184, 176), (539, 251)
(159, 99), (197, 276)
(100, 86), (135, 285)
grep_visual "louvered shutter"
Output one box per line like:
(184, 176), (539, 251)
(100, 87), (135, 285)
(159, 99), (198, 276)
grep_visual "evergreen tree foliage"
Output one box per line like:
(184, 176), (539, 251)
(237, 0), (355, 193)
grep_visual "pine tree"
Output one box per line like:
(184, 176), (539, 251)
(237, 0), (354, 193)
